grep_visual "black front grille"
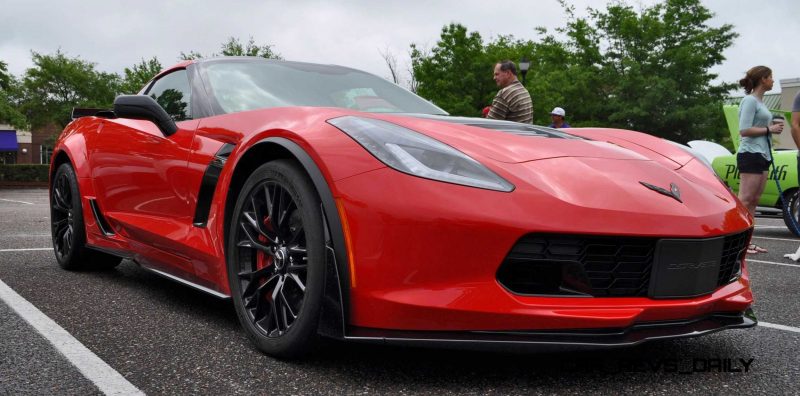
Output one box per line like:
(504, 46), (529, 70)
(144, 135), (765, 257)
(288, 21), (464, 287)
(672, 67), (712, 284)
(497, 230), (751, 298)
(718, 230), (751, 285)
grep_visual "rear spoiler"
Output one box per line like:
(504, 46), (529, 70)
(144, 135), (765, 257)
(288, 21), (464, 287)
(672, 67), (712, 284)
(71, 108), (116, 120)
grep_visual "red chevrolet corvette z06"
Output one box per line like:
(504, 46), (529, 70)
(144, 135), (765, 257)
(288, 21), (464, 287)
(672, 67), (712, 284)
(49, 57), (756, 358)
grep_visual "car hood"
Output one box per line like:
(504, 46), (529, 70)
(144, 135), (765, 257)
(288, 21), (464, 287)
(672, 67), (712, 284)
(379, 114), (651, 164)
(510, 156), (736, 218)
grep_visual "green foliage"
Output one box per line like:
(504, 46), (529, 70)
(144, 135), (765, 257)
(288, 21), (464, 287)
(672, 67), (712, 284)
(411, 24), (492, 117)
(151, 89), (188, 120)
(0, 92), (27, 130)
(4, 36), (281, 132)
(219, 36), (282, 59)
(0, 61), (27, 130)
(179, 50), (204, 61)
(0, 164), (49, 182)
(120, 57), (162, 94)
(18, 50), (119, 128)
(0, 60), (11, 91)
(181, 36), (282, 60)
(410, 0), (736, 142)
(558, 0), (738, 141)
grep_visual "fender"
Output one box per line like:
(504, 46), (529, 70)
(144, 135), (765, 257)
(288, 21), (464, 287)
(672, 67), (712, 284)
(262, 137), (348, 338)
(53, 118), (101, 179)
(51, 119), (103, 242)
(219, 136), (349, 338)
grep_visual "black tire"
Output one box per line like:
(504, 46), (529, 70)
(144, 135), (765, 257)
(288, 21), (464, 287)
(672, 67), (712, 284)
(50, 163), (122, 270)
(227, 160), (325, 358)
(782, 189), (800, 237)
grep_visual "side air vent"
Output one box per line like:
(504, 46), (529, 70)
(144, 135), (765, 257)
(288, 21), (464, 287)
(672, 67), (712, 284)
(89, 199), (115, 236)
(193, 143), (235, 227)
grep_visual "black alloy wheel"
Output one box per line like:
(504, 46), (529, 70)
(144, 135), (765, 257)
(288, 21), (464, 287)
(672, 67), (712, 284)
(782, 189), (800, 236)
(50, 163), (121, 270)
(51, 168), (76, 262)
(229, 160), (325, 358)
(238, 180), (308, 336)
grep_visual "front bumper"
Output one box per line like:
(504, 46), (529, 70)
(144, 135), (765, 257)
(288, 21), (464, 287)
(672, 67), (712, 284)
(335, 166), (754, 331)
(346, 308), (757, 352)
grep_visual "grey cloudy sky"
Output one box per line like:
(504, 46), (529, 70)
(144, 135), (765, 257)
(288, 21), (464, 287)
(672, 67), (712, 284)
(1, 0), (798, 93)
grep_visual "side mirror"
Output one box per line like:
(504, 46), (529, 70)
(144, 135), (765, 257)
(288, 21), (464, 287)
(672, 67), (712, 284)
(113, 95), (178, 136)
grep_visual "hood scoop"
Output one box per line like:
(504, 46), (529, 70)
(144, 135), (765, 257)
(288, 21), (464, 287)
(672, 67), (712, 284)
(406, 113), (583, 139)
(395, 113), (649, 163)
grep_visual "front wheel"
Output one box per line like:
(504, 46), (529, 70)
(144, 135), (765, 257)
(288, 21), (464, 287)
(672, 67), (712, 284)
(227, 160), (325, 359)
(782, 189), (800, 236)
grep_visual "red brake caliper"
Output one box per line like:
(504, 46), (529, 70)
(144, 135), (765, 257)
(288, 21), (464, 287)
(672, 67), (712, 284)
(256, 216), (273, 280)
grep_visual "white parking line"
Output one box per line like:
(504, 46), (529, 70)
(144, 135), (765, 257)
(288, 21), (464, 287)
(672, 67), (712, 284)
(753, 225), (787, 229)
(0, 248), (51, 252)
(0, 198), (34, 205)
(0, 280), (144, 396)
(752, 236), (800, 242)
(759, 321), (800, 334)
(747, 259), (800, 268)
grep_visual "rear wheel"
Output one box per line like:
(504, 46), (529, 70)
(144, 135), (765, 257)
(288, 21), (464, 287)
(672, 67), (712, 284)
(228, 160), (325, 358)
(782, 189), (800, 236)
(50, 163), (121, 270)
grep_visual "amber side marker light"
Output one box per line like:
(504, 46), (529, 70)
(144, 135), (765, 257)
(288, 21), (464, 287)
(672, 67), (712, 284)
(335, 198), (357, 288)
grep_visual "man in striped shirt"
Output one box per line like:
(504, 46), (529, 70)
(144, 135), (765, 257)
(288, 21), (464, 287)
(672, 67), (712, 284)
(487, 60), (533, 123)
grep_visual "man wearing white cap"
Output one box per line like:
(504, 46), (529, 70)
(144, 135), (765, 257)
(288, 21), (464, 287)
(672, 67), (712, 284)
(549, 107), (570, 128)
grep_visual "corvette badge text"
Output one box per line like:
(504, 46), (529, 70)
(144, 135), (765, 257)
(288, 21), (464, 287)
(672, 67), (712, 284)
(608, 358), (755, 374)
(724, 164), (788, 181)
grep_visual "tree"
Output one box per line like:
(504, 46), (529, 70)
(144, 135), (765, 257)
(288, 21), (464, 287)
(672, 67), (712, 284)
(554, 0), (737, 141)
(410, 0), (736, 142)
(411, 24), (494, 117)
(0, 61), (27, 129)
(151, 89), (188, 121)
(219, 36), (281, 59)
(411, 25), (544, 117)
(18, 50), (119, 128)
(379, 47), (400, 84)
(179, 50), (204, 61)
(0, 60), (12, 91)
(119, 57), (163, 94)
(181, 36), (282, 60)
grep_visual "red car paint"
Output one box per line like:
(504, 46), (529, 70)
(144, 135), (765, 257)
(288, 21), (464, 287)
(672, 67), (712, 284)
(51, 58), (754, 347)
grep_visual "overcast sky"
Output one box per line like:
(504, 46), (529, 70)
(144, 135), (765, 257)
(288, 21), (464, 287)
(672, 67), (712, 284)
(2, 0), (798, 93)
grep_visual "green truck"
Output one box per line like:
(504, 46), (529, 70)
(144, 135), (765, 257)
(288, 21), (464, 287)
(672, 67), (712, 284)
(691, 105), (798, 235)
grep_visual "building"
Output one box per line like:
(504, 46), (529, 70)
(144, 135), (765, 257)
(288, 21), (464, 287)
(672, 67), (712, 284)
(0, 123), (56, 165)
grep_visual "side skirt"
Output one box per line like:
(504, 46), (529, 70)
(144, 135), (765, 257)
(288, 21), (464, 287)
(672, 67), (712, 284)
(137, 263), (231, 299)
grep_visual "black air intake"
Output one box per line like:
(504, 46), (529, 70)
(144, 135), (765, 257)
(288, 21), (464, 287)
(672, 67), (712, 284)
(496, 230), (751, 298)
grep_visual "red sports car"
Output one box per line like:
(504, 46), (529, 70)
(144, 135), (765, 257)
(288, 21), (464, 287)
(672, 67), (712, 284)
(50, 57), (756, 358)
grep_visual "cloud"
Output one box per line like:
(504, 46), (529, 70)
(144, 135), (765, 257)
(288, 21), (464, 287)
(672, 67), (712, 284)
(1, 0), (797, 92)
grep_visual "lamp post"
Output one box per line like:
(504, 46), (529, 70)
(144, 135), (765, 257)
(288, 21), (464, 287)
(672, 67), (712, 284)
(519, 57), (530, 86)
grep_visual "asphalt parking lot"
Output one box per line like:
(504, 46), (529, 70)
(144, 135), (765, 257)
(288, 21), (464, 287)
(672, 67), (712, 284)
(1, 188), (799, 395)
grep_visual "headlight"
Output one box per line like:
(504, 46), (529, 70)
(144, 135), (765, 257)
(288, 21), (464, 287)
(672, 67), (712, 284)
(328, 116), (514, 192)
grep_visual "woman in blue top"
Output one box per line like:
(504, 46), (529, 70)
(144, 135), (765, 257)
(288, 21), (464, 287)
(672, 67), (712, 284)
(737, 66), (784, 253)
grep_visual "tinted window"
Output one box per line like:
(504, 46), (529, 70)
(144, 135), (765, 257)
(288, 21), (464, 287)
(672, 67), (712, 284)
(146, 70), (192, 121)
(202, 61), (446, 115)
